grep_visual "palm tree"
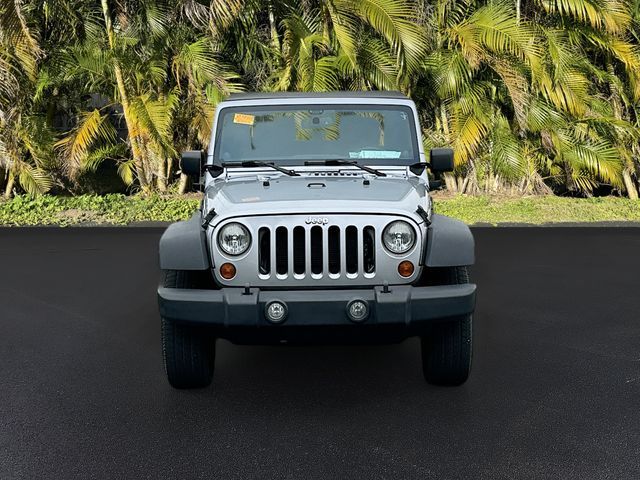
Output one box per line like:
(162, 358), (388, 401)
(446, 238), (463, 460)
(413, 0), (640, 197)
(531, 0), (640, 197)
(0, 1), (54, 198)
(414, 0), (549, 193)
(52, 0), (242, 192)
(2, 0), (640, 198)
(264, 0), (426, 92)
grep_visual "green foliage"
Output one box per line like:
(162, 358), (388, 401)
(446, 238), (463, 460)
(2, 193), (639, 226)
(433, 195), (640, 224)
(0, 0), (639, 199)
(0, 194), (200, 226)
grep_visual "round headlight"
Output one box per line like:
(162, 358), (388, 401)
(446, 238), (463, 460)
(382, 221), (416, 254)
(218, 222), (251, 256)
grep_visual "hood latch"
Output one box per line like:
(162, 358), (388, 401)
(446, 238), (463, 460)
(201, 208), (217, 229)
(416, 205), (431, 225)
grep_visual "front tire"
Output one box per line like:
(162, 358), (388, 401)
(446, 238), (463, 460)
(162, 270), (216, 389)
(421, 266), (472, 386)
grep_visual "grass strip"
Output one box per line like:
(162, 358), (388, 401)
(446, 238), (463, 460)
(1, 193), (639, 226)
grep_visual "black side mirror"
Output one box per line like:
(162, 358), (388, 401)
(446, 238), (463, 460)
(429, 179), (444, 190)
(429, 148), (454, 173)
(181, 150), (205, 176)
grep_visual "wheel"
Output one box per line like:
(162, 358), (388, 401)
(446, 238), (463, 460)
(161, 270), (216, 389)
(421, 266), (472, 386)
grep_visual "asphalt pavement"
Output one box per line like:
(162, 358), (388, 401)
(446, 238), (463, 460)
(1, 227), (639, 479)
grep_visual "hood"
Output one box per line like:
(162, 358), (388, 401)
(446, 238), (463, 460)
(205, 172), (429, 224)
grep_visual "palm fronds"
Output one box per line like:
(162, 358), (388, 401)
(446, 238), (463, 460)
(0, 0), (639, 197)
(55, 109), (116, 176)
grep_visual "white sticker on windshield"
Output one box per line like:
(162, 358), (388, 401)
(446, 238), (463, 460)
(349, 150), (402, 159)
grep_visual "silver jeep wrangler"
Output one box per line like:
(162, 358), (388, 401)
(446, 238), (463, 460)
(158, 92), (476, 389)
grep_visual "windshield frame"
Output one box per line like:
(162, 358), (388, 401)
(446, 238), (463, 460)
(211, 103), (420, 167)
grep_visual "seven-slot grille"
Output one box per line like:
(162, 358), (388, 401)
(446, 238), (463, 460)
(257, 225), (376, 279)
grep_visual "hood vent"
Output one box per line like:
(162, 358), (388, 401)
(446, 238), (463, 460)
(307, 171), (361, 177)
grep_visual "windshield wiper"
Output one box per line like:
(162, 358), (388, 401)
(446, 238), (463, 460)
(221, 161), (300, 176)
(304, 159), (386, 177)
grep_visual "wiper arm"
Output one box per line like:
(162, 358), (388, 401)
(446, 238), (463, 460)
(304, 159), (386, 177)
(222, 161), (300, 176)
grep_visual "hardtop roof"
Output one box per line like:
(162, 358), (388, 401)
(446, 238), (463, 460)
(225, 91), (408, 101)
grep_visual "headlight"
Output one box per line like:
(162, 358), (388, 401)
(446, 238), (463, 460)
(218, 222), (251, 255)
(382, 220), (416, 254)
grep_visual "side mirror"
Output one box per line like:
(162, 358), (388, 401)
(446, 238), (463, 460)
(429, 179), (443, 190)
(181, 150), (205, 176)
(429, 148), (454, 173)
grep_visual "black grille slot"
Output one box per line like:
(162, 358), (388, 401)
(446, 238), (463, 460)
(258, 227), (270, 274)
(363, 226), (375, 273)
(345, 226), (358, 274)
(275, 227), (288, 275)
(310, 226), (323, 274)
(293, 226), (305, 274)
(328, 226), (340, 274)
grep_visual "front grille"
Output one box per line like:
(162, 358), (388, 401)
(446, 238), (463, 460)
(212, 214), (423, 288)
(258, 224), (376, 279)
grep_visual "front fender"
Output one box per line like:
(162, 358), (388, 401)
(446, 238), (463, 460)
(424, 214), (475, 267)
(159, 212), (209, 270)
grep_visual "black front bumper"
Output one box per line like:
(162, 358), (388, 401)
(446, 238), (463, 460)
(158, 284), (476, 344)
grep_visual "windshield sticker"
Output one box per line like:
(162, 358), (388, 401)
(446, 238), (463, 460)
(233, 113), (255, 125)
(350, 150), (402, 159)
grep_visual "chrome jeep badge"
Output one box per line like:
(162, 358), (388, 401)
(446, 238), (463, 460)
(305, 216), (329, 225)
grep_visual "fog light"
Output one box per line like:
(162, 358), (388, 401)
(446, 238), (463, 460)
(347, 300), (369, 322)
(220, 262), (236, 279)
(398, 261), (415, 278)
(265, 300), (287, 323)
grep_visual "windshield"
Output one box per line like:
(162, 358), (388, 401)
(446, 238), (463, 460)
(213, 105), (419, 166)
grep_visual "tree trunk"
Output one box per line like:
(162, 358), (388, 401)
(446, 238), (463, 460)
(515, 0), (521, 24)
(268, 1), (281, 50)
(178, 173), (189, 194)
(157, 157), (167, 192)
(443, 173), (457, 192)
(101, 0), (149, 190)
(440, 104), (449, 136)
(460, 176), (470, 194)
(116, 73), (148, 190)
(622, 169), (639, 200)
(140, 147), (154, 191)
(321, 4), (331, 44)
(563, 162), (575, 193)
(166, 157), (173, 183)
(4, 171), (15, 199)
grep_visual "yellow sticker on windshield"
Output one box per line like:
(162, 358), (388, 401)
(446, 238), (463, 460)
(233, 113), (255, 125)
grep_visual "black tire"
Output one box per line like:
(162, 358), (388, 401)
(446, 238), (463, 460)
(161, 270), (216, 389)
(421, 266), (472, 386)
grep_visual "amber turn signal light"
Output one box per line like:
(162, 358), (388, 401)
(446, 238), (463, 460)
(398, 261), (415, 278)
(220, 262), (236, 279)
